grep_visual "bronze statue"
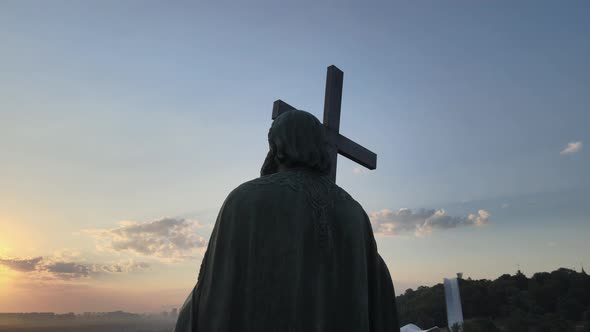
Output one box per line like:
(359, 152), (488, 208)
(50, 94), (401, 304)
(173, 109), (398, 332)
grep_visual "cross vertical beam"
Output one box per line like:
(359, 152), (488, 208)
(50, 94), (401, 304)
(323, 65), (344, 131)
(323, 65), (344, 182)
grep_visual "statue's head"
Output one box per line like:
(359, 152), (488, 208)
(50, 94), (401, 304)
(261, 110), (331, 176)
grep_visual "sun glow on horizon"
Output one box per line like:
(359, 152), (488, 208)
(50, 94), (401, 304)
(0, 267), (14, 293)
(0, 216), (45, 255)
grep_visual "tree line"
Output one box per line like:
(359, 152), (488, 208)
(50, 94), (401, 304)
(396, 268), (590, 332)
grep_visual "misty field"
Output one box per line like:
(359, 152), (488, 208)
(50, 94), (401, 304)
(0, 318), (174, 332)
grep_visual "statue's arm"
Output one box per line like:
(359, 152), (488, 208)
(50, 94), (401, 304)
(361, 209), (401, 330)
(186, 186), (252, 330)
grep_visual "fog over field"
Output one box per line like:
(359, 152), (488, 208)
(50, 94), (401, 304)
(0, 312), (176, 332)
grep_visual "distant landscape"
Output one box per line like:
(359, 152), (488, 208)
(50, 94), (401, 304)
(0, 311), (177, 332)
(2, 268), (590, 332)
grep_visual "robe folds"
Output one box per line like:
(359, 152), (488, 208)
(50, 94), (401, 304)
(174, 170), (399, 332)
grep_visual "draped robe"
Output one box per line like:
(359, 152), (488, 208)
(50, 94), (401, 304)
(173, 170), (399, 332)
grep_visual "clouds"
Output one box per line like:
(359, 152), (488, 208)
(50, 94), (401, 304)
(93, 261), (150, 273)
(45, 261), (91, 278)
(86, 218), (207, 261)
(369, 208), (490, 236)
(352, 167), (366, 174)
(560, 141), (582, 155)
(0, 257), (43, 272)
(0, 256), (150, 280)
(1, 216), (207, 284)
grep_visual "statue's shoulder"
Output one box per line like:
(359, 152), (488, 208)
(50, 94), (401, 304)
(231, 172), (306, 195)
(330, 182), (356, 204)
(232, 171), (356, 203)
(220, 173), (305, 209)
(224, 172), (365, 223)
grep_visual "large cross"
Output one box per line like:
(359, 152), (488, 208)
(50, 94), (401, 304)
(271, 65), (377, 183)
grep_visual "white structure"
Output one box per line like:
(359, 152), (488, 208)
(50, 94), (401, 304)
(399, 275), (466, 332)
(400, 324), (440, 332)
(443, 277), (464, 331)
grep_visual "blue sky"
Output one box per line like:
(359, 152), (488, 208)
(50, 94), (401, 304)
(1, 1), (589, 312)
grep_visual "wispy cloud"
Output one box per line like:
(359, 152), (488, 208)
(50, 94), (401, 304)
(352, 167), (366, 174)
(93, 260), (151, 273)
(560, 141), (582, 155)
(369, 208), (490, 237)
(0, 255), (150, 280)
(0, 257), (43, 272)
(45, 261), (91, 279)
(85, 218), (208, 261)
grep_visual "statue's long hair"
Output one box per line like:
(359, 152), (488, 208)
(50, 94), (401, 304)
(261, 110), (331, 176)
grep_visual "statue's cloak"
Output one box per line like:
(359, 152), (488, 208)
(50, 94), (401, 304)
(174, 170), (399, 332)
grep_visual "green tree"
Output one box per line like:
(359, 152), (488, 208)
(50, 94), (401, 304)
(463, 319), (499, 332)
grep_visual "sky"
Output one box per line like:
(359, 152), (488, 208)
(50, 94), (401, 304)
(1, 0), (589, 313)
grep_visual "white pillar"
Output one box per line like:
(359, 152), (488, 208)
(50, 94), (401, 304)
(443, 277), (464, 331)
